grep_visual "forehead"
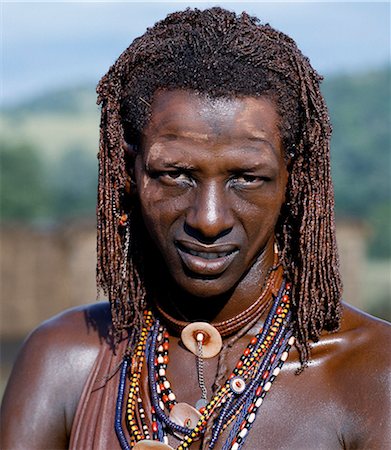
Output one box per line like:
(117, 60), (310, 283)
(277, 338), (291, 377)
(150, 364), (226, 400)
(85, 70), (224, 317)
(142, 89), (282, 147)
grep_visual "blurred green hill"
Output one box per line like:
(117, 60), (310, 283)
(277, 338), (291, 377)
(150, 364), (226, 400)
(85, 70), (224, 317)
(1, 69), (390, 257)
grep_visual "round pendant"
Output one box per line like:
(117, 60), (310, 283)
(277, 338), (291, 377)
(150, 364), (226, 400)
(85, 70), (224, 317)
(169, 402), (202, 429)
(229, 376), (246, 394)
(181, 322), (222, 358)
(133, 440), (174, 449)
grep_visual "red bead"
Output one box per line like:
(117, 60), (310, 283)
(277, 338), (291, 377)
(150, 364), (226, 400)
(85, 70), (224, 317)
(276, 306), (282, 314)
(163, 342), (169, 351)
(286, 283), (291, 289)
(283, 295), (289, 302)
(163, 356), (169, 364)
(162, 394), (169, 403)
(152, 422), (158, 432)
(164, 331), (170, 339)
(256, 386), (262, 396)
(262, 371), (269, 380)
(248, 403), (255, 413)
(119, 214), (128, 225)
(244, 348), (250, 356)
(271, 354), (276, 363)
(250, 337), (257, 345)
(240, 422), (246, 430)
(236, 361), (243, 369)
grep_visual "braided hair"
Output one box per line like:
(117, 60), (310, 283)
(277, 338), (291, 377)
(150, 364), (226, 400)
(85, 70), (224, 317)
(96, 7), (342, 365)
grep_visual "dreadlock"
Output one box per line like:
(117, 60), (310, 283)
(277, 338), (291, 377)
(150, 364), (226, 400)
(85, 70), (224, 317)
(96, 7), (342, 367)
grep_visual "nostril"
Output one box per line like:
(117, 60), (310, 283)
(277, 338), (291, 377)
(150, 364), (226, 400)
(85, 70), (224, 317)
(184, 182), (235, 240)
(183, 222), (233, 244)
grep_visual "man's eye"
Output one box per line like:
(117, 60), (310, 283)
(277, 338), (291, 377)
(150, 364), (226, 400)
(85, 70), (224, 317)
(231, 174), (268, 186)
(159, 171), (193, 186)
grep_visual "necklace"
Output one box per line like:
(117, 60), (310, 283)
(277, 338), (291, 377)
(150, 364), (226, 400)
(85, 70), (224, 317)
(115, 278), (294, 450)
(154, 245), (282, 338)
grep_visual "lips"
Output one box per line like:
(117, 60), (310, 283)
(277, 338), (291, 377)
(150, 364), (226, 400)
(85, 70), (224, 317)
(175, 240), (239, 276)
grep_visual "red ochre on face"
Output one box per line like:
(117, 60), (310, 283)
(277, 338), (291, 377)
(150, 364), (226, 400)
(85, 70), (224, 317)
(135, 90), (288, 299)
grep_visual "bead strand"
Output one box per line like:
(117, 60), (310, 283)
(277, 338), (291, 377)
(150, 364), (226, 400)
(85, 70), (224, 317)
(177, 285), (292, 449)
(115, 358), (132, 450)
(227, 333), (295, 450)
(149, 320), (194, 436)
(208, 312), (291, 448)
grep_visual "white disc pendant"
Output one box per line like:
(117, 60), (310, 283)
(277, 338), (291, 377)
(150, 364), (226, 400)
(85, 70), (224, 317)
(229, 376), (246, 394)
(169, 402), (202, 429)
(133, 440), (174, 449)
(181, 322), (222, 358)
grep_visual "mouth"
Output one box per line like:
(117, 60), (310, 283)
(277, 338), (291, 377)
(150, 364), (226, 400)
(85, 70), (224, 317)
(175, 240), (239, 276)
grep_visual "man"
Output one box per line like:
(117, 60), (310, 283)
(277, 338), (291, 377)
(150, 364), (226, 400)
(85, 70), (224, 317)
(1, 7), (390, 449)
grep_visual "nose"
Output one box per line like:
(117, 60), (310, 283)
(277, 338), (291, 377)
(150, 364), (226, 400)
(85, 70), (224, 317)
(185, 181), (234, 242)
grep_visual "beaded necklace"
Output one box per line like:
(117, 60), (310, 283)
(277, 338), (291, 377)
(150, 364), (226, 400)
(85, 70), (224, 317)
(115, 282), (293, 450)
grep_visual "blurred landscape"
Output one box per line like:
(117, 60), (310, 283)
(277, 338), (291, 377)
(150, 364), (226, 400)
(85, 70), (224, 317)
(1, 67), (390, 393)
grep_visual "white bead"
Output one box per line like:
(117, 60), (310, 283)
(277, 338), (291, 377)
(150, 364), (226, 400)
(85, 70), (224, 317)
(231, 443), (239, 450)
(264, 381), (272, 392)
(255, 398), (263, 408)
(158, 345), (164, 352)
(272, 367), (281, 376)
(159, 368), (166, 376)
(196, 332), (205, 342)
(281, 351), (289, 361)
(157, 355), (164, 364)
(248, 412), (256, 423)
(168, 392), (176, 401)
(239, 428), (248, 438)
(288, 336), (295, 346)
(163, 380), (171, 389)
(159, 400), (165, 410)
(156, 385), (161, 394)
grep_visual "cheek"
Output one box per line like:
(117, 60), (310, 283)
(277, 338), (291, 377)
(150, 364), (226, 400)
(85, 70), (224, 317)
(137, 176), (165, 237)
(236, 182), (287, 248)
(137, 176), (184, 244)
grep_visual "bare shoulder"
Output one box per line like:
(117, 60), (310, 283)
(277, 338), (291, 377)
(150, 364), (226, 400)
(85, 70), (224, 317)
(313, 303), (391, 446)
(1, 301), (112, 450)
(323, 302), (391, 386)
(15, 301), (112, 381)
(339, 302), (391, 363)
(25, 300), (113, 351)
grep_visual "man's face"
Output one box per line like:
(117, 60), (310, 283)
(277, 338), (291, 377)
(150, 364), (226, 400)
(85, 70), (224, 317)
(134, 90), (288, 298)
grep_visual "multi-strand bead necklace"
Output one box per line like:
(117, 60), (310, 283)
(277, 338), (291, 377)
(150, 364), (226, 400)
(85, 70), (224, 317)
(115, 280), (294, 449)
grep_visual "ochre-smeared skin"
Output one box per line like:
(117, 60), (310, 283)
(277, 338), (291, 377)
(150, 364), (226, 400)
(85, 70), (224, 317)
(1, 302), (390, 449)
(1, 92), (390, 449)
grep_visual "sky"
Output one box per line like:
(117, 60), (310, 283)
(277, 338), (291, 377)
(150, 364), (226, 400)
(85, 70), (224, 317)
(1, 1), (390, 105)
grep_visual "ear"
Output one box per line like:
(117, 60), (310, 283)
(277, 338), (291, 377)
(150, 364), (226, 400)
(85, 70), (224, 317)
(122, 139), (138, 196)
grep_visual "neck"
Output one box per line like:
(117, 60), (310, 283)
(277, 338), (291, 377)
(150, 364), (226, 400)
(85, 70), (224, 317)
(152, 240), (281, 335)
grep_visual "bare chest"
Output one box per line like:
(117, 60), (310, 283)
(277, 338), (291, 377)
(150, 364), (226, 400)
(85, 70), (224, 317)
(138, 338), (346, 450)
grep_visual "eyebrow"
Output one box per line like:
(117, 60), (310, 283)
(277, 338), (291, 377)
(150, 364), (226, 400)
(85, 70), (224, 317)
(244, 137), (279, 156)
(159, 131), (209, 141)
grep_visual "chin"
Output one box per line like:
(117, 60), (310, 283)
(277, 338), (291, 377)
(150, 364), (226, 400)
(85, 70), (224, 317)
(174, 273), (235, 299)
